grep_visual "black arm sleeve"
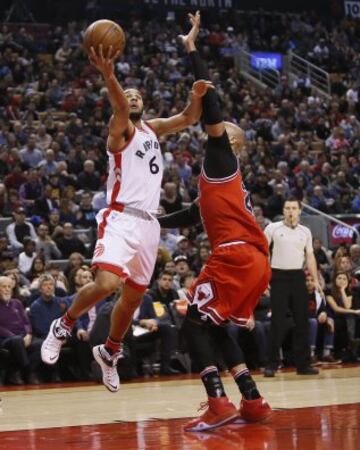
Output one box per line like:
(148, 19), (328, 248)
(157, 202), (201, 228)
(203, 132), (238, 179)
(189, 51), (223, 126)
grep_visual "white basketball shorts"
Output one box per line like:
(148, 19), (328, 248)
(92, 207), (160, 291)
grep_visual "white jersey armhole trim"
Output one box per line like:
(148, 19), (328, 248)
(107, 126), (137, 155)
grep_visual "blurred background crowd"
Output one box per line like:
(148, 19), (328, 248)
(0, 1), (359, 385)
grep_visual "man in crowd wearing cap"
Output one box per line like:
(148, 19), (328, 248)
(173, 235), (194, 264)
(6, 207), (37, 252)
(173, 255), (191, 290)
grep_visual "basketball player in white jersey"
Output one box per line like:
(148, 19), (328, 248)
(41, 44), (213, 391)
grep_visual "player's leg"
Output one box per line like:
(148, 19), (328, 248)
(92, 217), (161, 391)
(182, 306), (238, 432)
(92, 282), (145, 392)
(41, 270), (120, 365)
(211, 326), (272, 422)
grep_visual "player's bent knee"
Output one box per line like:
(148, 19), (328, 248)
(95, 274), (121, 295)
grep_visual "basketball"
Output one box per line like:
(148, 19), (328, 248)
(83, 19), (126, 58)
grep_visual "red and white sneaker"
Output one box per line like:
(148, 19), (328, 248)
(239, 397), (272, 422)
(184, 397), (239, 432)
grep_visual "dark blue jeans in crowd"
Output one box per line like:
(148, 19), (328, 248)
(308, 318), (334, 350)
(0, 335), (42, 371)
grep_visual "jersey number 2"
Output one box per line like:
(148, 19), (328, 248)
(149, 156), (159, 174)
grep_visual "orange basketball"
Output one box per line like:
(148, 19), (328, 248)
(83, 19), (126, 58)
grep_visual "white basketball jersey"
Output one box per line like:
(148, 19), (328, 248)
(106, 121), (163, 211)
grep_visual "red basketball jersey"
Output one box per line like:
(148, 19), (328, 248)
(199, 169), (269, 255)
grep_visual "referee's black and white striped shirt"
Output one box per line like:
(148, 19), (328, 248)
(264, 221), (313, 270)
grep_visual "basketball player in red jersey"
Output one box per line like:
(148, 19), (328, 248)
(158, 12), (272, 431)
(41, 44), (213, 392)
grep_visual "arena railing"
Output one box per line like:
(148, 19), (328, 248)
(287, 51), (331, 99)
(234, 48), (281, 90)
(301, 202), (360, 247)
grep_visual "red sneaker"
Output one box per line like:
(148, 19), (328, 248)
(184, 397), (239, 432)
(239, 397), (272, 422)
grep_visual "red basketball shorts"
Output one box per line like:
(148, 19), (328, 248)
(188, 242), (271, 326)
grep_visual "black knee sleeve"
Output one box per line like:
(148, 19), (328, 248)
(210, 326), (245, 370)
(182, 313), (215, 371)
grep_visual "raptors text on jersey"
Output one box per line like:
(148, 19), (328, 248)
(106, 121), (163, 211)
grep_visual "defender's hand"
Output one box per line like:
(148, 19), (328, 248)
(178, 10), (201, 52)
(191, 80), (214, 98)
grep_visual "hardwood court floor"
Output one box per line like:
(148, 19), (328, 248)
(0, 365), (359, 449)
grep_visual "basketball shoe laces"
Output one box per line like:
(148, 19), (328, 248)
(198, 401), (209, 412)
(99, 346), (122, 379)
(42, 319), (71, 356)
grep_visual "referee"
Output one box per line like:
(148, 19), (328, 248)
(264, 198), (322, 377)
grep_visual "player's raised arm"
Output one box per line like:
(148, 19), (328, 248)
(179, 11), (225, 138)
(89, 45), (134, 152)
(147, 80), (213, 137)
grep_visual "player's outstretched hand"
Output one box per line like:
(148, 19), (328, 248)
(89, 44), (121, 79)
(178, 10), (201, 52)
(192, 79), (214, 98)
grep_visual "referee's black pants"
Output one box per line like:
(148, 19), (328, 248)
(267, 269), (310, 370)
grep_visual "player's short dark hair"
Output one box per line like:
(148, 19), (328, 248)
(159, 270), (173, 279)
(283, 197), (302, 208)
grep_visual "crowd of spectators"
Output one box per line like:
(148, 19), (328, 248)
(0, 9), (359, 385)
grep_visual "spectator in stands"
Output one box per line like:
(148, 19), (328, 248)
(313, 238), (331, 272)
(4, 268), (31, 305)
(6, 207), (37, 251)
(19, 134), (43, 169)
(32, 183), (59, 219)
(169, 255), (189, 290)
(19, 169), (43, 212)
(18, 237), (36, 275)
(147, 271), (180, 308)
(0, 276), (40, 385)
(35, 223), (62, 260)
(350, 244), (360, 274)
(55, 223), (87, 258)
(28, 255), (46, 284)
(305, 273), (338, 364)
(4, 163), (27, 193)
(64, 252), (85, 284)
(68, 266), (101, 380)
(38, 149), (59, 176)
(172, 235), (193, 263)
(29, 274), (69, 339)
(47, 209), (62, 238)
(326, 272), (360, 360)
(159, 227), (178, 255)
(75, 191), (97, 229)
(160, 181), (183, 214)
(77, 160), (101, 191)
(134, 290), (180, 375)
(191, 245), (210, 275)
(266, 184), (287, 219)
(35, 124), (52, 152)
(253, 206), (271, 231)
